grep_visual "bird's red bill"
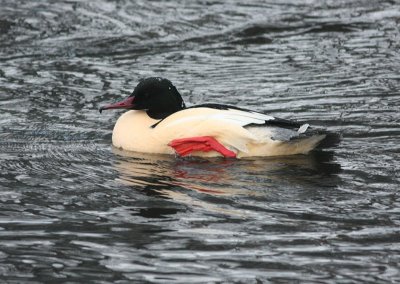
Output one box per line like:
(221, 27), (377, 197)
(99, 96), (135, 113)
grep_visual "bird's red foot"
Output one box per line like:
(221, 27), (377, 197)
(168, 136), (236, 158)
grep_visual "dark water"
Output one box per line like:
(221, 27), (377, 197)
(1, 0), (400, 282)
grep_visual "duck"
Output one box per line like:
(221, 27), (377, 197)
(99, 77), (339, 158)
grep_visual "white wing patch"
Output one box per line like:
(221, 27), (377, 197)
(164, 108), (275, 129)
(212, 108), (275, 127)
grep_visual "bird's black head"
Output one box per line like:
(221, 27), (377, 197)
(99, 77), (186, 119)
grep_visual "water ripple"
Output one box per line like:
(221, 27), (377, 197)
(1, 0), (400, 282)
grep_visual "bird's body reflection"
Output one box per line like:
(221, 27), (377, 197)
(112, 148), (341, 217)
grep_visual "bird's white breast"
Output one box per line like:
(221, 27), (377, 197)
(112, 110), (172, 154)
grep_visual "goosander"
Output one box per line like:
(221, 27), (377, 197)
(100, 77), (338, 158)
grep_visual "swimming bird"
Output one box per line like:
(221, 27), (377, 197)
(100, 77), (339, 158)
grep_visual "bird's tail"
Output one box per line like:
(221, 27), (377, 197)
(315, 131), (341, 149)
(295, 127), (341, 149)
(290, 125), (341, 149)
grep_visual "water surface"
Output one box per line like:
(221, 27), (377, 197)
(1, 0), (400, 282)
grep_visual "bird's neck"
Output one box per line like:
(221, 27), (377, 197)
(147, 105), (185, 120)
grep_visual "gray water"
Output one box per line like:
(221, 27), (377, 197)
(1, 0), (400, 283)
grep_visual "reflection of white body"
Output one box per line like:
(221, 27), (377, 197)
(112, 107), (326, 158)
